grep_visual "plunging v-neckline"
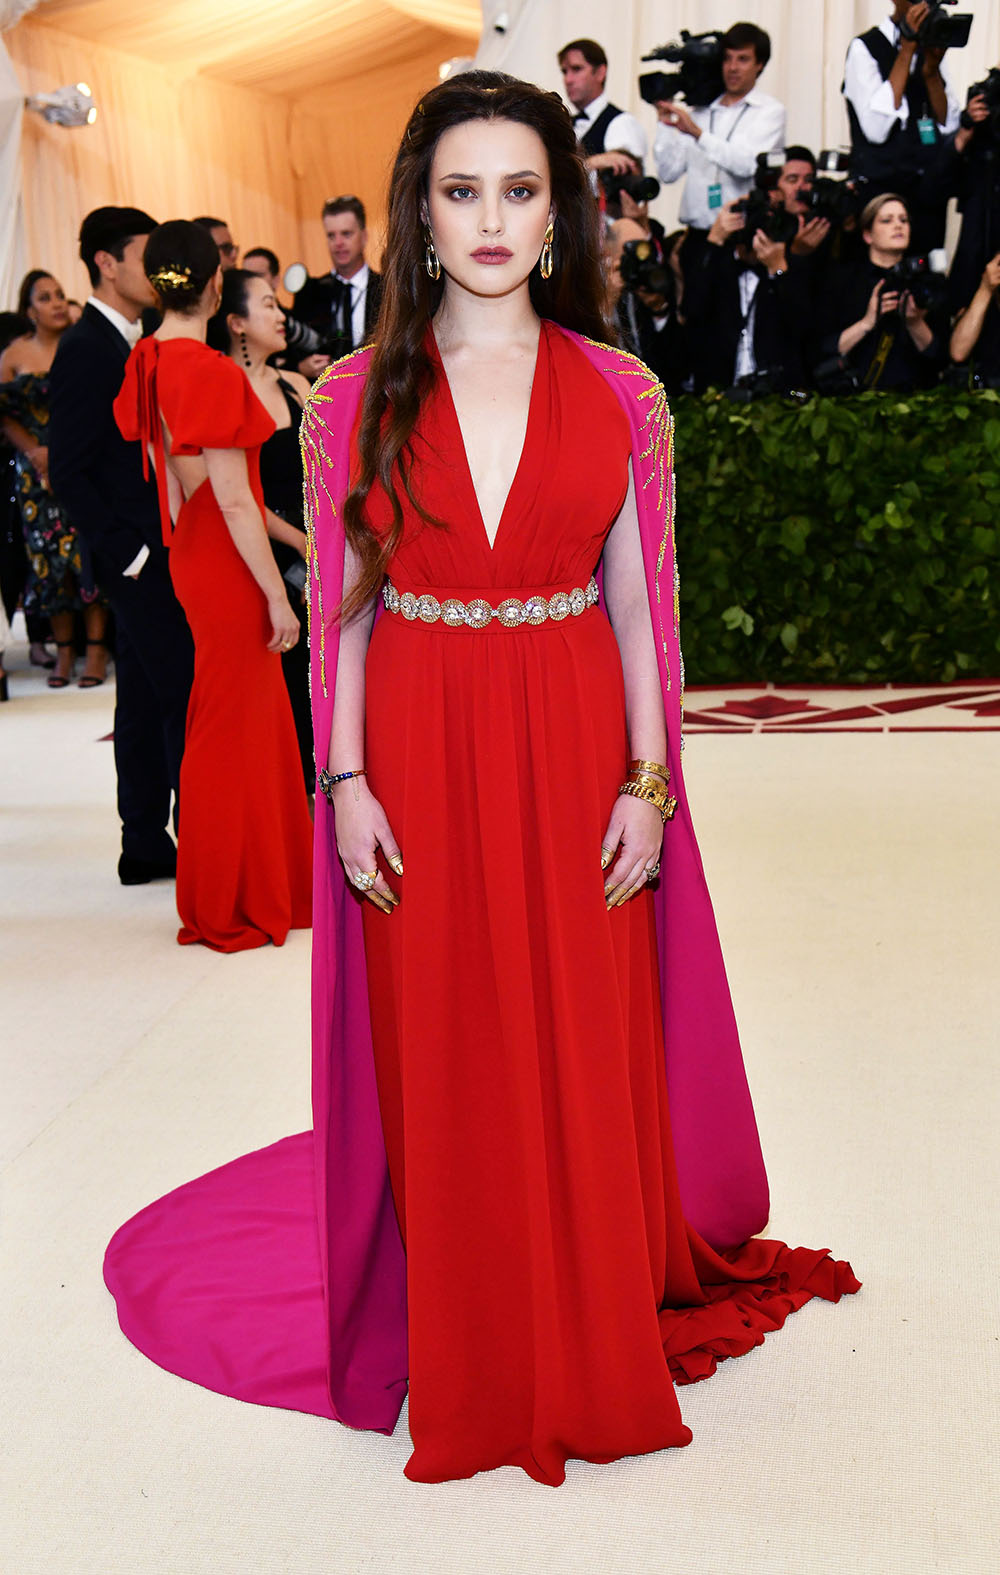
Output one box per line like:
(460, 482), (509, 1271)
(431, 322), (544, 554)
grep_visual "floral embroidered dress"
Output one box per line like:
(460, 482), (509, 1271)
(0, 372), (97, 615)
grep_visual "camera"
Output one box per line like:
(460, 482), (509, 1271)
(730, 154), (799, 248)
(900, 0), (973, 51)
(884, 253), (950, 314)
(732, 190), (800, 248)
(599, 168), (661, 207)
(796, 150), (870, 226)
(963, 67), (1000, 142)
(639, 30), (725, 110)
(619, 237), (675, 303)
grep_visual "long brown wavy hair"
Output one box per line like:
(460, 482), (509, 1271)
(340, 70), (615, 619)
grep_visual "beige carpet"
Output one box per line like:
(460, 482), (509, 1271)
(2, 628), (998, 1575)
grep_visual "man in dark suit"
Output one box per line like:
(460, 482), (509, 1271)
(293, 195), (383, 360)
(683, 198), (812, 393)
(48, 207), (194, 885)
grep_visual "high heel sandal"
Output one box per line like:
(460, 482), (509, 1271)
(78, 639), (108, 689)
(47, 640), (75, 689)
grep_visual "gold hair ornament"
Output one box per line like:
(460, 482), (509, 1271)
(149, 264), (194, 294)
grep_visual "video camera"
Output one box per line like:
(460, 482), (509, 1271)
(900, 0), (972, 51)
(619, 236), (675, 304)
(963, 67), (1000, 143)
(638, 30), (725, 110)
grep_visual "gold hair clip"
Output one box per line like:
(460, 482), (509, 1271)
(149, 264), (193, 292)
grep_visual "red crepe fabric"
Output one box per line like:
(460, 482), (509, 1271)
(114, 339), (313, 950)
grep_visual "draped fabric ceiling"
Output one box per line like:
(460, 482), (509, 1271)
(4, 0), (1000, 307)
(3, 0), (482, 305)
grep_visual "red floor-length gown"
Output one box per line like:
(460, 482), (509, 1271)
(115, 339), (312, 951)
(358, 321), (860, 1483)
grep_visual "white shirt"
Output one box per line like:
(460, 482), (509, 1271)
(734, 270), (762, 380)
(87, 294), (143, 349)
(652, 88), (786, 231)
(572, 92), (648, 164)
(334, 262), (369, 349)
(843, 16), (960, 143)
(86, 295), (148, 578)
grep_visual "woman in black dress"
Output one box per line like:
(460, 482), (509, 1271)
(209, 270), (314, 789)
(819, 193), (947, 392)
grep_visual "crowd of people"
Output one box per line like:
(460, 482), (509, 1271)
(1, 4), (997, 919)
(576, 6), (1000, 398)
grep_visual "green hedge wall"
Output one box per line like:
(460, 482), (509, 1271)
(672, 388), (1000, 684)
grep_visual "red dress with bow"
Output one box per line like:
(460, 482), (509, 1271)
(115, 338), (312, 951)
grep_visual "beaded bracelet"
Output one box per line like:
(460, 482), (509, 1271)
(318, 767), (365, 805)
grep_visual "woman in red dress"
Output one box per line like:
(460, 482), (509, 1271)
(114, 222), (312, 951)
(103, 83), (858, 1485)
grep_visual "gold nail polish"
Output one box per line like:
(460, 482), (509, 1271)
(389, 856), (403, 875)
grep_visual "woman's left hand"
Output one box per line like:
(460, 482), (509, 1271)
(601, 794), (664, 909)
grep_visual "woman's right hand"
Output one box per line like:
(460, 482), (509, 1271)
(863, 280), (897, 331)
(330, 779), (401, 915)
(266, 594), (300, 653)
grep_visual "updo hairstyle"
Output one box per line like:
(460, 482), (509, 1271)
(143, 220), (220, 312)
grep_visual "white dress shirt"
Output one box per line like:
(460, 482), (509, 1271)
(573, 91), (648, 164)
(653, 88), (787, 231)
(86, 294), (148, 578)
(335, 262), (369, 349)
(843, 16), (960, 143)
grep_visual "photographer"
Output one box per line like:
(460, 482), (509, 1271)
(682, 197), (810, 394)
(843, 2), (960, 253)
(652, 23), (786, 250)
(771, 148), (833, 260)
(949, 253), (1000, 382)
(819, 193), (947, 391)
(559, 38), (647, 176)
(608, 224), (690, 396)
(943, 74), (1000, 313)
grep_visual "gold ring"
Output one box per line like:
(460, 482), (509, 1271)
(352, 871), (375, 892)
(647, 862), (661, 879)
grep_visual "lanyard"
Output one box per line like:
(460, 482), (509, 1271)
(708, 100), (752, 187)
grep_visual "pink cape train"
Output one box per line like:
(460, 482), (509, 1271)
(103, 329), (774, 1435)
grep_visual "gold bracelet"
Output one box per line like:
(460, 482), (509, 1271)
(628, 758), (670, 781)
(618, 777), (678, 823)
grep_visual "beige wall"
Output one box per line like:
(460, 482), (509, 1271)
(5, 16), (452, 306)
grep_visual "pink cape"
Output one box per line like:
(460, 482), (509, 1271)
(104, 328), (770, 1436)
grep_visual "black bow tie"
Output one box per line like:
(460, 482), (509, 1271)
(573, 112), (588, 123)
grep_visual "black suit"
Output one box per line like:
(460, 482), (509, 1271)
(48, 305), (193, 863)
(293, 268), (383, 358)
(683, 244), (812, 392)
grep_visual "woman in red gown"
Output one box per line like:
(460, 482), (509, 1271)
(114, 222), (312, 951)
(103, 83), (858, 1485)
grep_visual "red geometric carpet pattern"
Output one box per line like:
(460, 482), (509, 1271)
(684, 681), (1000, 733)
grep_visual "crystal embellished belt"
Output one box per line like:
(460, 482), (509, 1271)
(382, 577), (600, 629)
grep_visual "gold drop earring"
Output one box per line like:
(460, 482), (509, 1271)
(540, 220), (555, 280)
(424, 226), (441, 281)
